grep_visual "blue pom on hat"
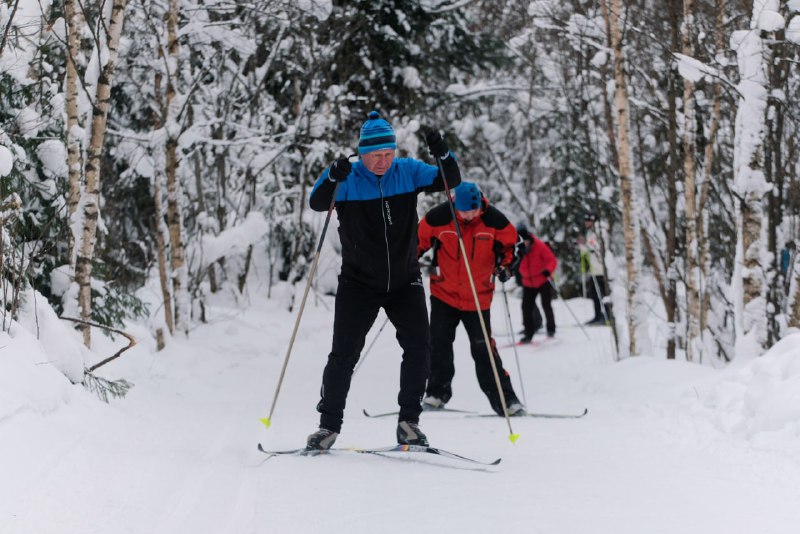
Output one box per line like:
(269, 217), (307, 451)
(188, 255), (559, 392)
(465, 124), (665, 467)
(359, 111), (397, 154)
(454, 182), (481, 211)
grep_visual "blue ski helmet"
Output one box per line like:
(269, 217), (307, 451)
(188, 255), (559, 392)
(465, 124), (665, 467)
(454, 182), (481, 211)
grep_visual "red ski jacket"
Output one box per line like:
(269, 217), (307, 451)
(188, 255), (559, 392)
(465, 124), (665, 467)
(518, 237), (557, 289)
(418, 198), (517, 311)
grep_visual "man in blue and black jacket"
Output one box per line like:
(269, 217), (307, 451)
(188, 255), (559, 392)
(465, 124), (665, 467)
(306, 110), (461, 451)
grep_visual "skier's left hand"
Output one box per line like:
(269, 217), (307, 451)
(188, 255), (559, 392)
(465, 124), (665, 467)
(425, 130), (450, 160)
(495, 266), (512, 283)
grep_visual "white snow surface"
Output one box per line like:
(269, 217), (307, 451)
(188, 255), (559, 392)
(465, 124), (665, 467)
(198, 212), (269, 269)
(2, 284), (800, 533)
(0, 145), (13, 176)
(788, 15), (800, 44)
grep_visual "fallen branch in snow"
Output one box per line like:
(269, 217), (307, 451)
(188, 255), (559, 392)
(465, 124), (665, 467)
(61, 316), (138, 371)
(61, 316), (137, 402)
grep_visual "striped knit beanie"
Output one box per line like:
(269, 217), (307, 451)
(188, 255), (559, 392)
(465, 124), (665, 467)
(454, 182), (481, 211)
(358, 111), (397, 154)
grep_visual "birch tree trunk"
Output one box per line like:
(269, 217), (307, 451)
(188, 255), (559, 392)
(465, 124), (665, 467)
(606, 0), (639, 356)
(697, 0), (725, 347)
(680, 0), (700, 362)
(164, 0), (188, 335)
(64, 0), (83, 269)
(154, 168), (174, 338)
(598, 0), (620, 171)
(74, 0), (128, 347)
(153, 62), (173, 338)
(730, 2), (775, 357)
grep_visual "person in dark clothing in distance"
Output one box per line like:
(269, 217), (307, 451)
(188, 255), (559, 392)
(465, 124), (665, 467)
(418, 182), (526, 416)
(517, 228), (558, 342)
(306, 111), (461, 451)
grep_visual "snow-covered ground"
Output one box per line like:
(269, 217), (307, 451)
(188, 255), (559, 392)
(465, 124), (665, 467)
(3, 283), (800, 534)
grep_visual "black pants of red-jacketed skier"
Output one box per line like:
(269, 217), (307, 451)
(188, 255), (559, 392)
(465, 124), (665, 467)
(425, 296), (520, 415)
(316, 276), (430, 433)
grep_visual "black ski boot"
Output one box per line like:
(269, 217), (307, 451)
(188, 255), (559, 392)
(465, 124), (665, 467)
(306, 428), (338, 451)
(397, 421), (429, 446)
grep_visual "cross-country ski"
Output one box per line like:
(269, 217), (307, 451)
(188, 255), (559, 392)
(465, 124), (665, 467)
(362, 407), (477, 418)
(468, 408), (588, 419)
(257, 443), (501, 466)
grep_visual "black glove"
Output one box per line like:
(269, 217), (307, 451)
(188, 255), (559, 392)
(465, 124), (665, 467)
(328, 157), (351, 182)
(495, 266), (512, 283)
(541, 269), (551, 278)
(425, 130), (450, 160)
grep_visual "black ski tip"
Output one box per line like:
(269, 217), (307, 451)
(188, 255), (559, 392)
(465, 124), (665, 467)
(362, 409), (371, 417)
(257, 443), (266, 453)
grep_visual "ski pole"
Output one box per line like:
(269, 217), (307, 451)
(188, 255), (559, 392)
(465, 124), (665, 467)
(588, 273), (619, 361)
(500, 282), (527, 407)
(260, 177), (342, 429)
(353, 314), (390, 375)
(547, 277), (591, 341)
(434, 154), (519, 443)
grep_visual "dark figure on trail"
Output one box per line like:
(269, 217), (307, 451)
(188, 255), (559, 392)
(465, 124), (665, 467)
(418, 182), (526, 416)
(516, 228), (558, 342)
(306, 111), (461, 450)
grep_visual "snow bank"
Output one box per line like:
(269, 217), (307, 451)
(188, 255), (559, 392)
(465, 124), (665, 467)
(15, 288), (86, 383)
(700, 334), (800, 453)
(0, 326), (74, 423)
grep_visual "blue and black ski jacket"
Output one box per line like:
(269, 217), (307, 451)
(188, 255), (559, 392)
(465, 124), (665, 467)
(310, 155), (461, 292)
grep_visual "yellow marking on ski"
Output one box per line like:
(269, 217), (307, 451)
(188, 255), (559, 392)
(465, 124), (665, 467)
(259, 417), (272, 428)
(509, 433), (520, 444)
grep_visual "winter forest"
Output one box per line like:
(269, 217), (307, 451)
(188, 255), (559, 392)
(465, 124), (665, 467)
(3, 0), (800, 531)
(4, 0), (800, 366)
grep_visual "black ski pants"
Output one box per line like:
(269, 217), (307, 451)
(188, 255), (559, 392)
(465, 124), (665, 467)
(587, 274), (609, 322)
(522, 284), (555, 338)
(317, 276), (430, 433)
(425, 296), (520, 415)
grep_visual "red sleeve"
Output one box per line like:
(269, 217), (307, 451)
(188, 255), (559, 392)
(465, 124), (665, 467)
(418, 218), (434, 258)
(496, 224), (518, 267)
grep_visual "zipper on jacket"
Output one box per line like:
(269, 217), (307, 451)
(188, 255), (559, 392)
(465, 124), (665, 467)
(378, 177), (391, 292)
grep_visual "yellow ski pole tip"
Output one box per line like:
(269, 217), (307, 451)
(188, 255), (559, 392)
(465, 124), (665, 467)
(259, 417), (272, 428)
(509, 433), (520, 444)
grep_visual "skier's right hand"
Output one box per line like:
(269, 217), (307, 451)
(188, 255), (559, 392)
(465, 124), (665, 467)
(328, 157), (351, 182)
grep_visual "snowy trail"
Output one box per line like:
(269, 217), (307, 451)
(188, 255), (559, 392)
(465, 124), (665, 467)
(3, 291), (800, 533)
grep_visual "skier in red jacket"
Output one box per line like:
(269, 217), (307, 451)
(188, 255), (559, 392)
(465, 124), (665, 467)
(517, 227), (558, 343)
(417, 182), (526, 416)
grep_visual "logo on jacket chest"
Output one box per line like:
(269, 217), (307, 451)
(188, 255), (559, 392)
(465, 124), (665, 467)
(384, 200), (393, 226)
